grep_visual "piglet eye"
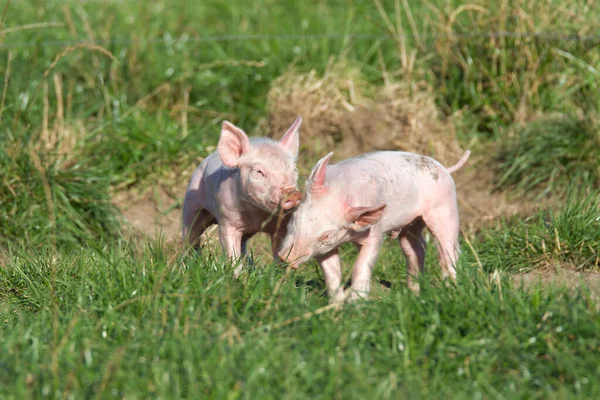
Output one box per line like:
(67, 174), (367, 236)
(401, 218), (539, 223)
(318, 232), (334, 243)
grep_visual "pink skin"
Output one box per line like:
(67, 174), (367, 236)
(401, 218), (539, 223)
(277, 150), (471, 303)
(182, 117), (303, 276)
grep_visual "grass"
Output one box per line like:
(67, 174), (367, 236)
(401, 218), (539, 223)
(0, 137), (120, 250)
(84, 111), (212, 189)
(473, 188), (600, 273)
(1, 241), (600, 398)
(495, 114), (600, 196)
(2, 0), (600, 397)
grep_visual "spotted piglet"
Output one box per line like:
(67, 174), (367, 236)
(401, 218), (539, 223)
(277, 150), (471, 303)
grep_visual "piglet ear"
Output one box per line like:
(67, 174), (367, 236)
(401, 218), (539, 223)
(308, 152), (333, 193)
(346, 204), (387, 231)
(279, 116), (302, 159)
(218, 121), (251, 167)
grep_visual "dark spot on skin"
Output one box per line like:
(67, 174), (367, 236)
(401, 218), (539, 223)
(416, 156), (439, 181)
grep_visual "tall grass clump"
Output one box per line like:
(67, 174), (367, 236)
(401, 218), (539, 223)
(494, 114), (600, 195)
(0, 137), (121, 250)
(83, 112), (214, 190)
(423, 1), (600, 134)
(473, 187), (600, 273)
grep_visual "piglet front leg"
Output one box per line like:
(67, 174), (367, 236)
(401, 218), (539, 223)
(218, 224), (246, 277)
(348, 233), (383, 302)
(317, 249), (345, 304)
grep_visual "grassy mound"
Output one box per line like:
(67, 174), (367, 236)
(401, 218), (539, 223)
(267, 59), (463, 170)
(0, 137), (120, 250)
(495, 114), (600, 196)
(473, 188), (600, 273)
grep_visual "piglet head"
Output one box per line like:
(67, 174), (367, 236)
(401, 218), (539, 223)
(218, 117), (303, 213)
(277, 152), (386, 268)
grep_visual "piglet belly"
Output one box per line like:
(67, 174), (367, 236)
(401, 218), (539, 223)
(377, 189), (423, 233)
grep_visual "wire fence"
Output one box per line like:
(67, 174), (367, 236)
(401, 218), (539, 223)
(2, 30), (600, 50)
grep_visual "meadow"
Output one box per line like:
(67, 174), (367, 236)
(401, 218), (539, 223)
(1, 0), (600, 398)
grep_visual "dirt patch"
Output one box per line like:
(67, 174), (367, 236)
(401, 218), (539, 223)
(512, 269), (600, 302)
(113, 179), (226, 252)
(113, 186), (183, 241)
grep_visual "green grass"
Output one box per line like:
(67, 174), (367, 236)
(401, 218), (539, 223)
(2, 0), (600, 397)
(83, 111), (212, 189)
(495, 114), (600, 196)
(0, 138), (120, 250)
(1, 241), (600, 398)
(473, 188), (600, 273)
(0, 188), (598, 398)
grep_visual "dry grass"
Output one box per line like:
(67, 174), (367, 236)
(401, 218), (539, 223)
(513, 268), (600, 305)
(266, 58), (369, 163)
(267, 58), (464, 168)
(35, 73), (88, 158)
(424, 0), (600, 128)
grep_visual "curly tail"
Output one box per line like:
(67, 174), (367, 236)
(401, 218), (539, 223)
(446, 150), (471, 174)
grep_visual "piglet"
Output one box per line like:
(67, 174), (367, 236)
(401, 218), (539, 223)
(182, 117), (303, 276)
(277, 150), (471, 303)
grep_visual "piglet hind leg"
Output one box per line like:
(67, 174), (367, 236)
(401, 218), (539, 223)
(182, 166), (216, 249)
(240, 233), (258, 269)
(398, 219), (426, 294)
(422, 204), (461, 283)
(348, 234), (383, 302)
(182, 208), (216, 250)
(316, 249), (345, 304)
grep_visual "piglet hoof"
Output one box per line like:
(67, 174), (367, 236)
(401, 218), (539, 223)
(329, 290), (346, 306)
(442, 279), (457, 290)
(233, 255), (257, 278)
(347, 290), (369, 303)
(328, 299), (345, 309)
(407, 281), (421, 296)
(440, 271), (457, 286)
(233, 263), (244, 279)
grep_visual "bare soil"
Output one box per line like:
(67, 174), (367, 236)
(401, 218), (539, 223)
(513, 269), (600, 304)
(114, 187), (183, 241)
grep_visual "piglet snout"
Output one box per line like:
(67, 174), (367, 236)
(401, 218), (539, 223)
(277, 248), (290, 262)
(277, 248), (299, 269)
(280, 187), (302, 211)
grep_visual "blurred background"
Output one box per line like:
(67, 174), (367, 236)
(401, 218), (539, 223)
(1, 0), (599, 248)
